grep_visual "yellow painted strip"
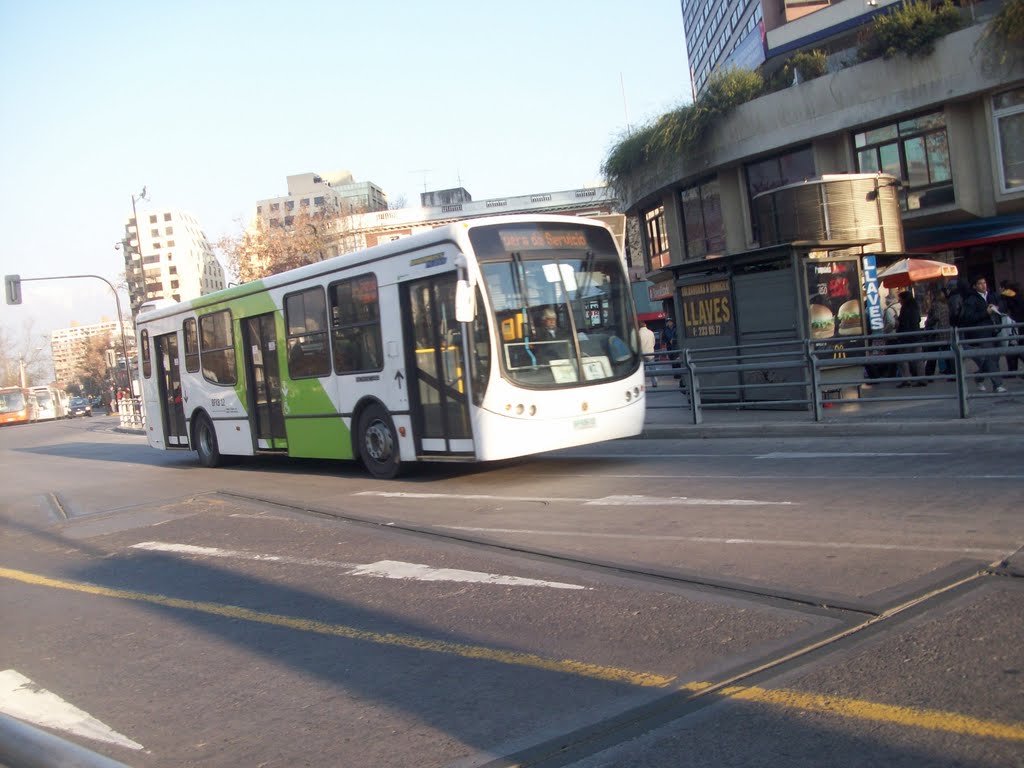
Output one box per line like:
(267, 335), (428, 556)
(719, 685), (1024, 742)
(5, 565), (1023, 741)
(0, 566), (671, 688)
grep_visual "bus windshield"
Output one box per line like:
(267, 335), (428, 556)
(471, 222), (638, 388)
(0, 389), (26, 413)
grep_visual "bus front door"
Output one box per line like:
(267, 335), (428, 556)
(242, 313), (286, 450)
(404, 274), (473, 456)
(154, 332), (189, 447)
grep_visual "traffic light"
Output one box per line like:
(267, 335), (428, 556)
(4, 274), (21, 305)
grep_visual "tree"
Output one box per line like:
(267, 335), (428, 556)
(78, 332), (112, 395)
(0, 321), (51, 387)
(218, 203), (368, 283)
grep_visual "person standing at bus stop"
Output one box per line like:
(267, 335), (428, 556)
(896, 290), (925, 387)
(639, 321), (657, 387)
(961, 276), (1007, 393)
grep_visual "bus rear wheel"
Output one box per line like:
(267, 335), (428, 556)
(194, 413), (222, 468)
(358, 405), (402, 479)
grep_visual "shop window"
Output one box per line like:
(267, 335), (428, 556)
(680, 178), (724, 259)
(183, 318), (199, 373)
(199, 310), (236, 385)
(854, 111), (954, 211)
(993, 87), (1024, 193)
(284, 287), (330, 378)
(643, 205), (671, 270)
(329, 274), (382, 374)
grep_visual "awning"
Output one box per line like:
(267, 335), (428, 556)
(904, 213), (1024, 252)
(638, 311), (667, 322)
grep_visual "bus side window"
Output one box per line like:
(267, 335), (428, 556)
(329, 273), (382, 374)
(285, 288), (330, 379)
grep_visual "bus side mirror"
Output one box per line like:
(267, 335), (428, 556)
(455, 279), (475, 323)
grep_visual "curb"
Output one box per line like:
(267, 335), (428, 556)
(640, 418), (1023, 439)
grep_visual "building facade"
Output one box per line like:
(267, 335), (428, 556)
(255, 171), (388, 225)
(122, 208), (225, 315)
(624, 4), (1022, 359)
(682, 0), (906, 98)
(50, 318), (133, 388)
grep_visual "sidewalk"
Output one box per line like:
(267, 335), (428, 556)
(641, 377), (1024, 438)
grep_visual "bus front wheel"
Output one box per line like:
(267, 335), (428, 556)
(358, 405), (402, 479)
(194, 414), (222, 468)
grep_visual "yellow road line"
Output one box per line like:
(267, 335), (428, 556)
(4, 565), (1023, 742)
(720, 685), (1024, 742)
(0, 566), (670, 688)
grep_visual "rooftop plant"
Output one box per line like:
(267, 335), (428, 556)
(601, 68), (763, 192)
(857, 0), (962, 60)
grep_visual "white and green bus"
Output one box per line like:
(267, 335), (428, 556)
(135, 214), (646, 478)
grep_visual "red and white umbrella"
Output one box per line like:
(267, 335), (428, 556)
(878, 258), (958, 288)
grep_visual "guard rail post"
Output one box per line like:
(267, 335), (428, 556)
(806, 340), (823, 422)
(684, 349), (702, 425)
(952, 328), (969, 418)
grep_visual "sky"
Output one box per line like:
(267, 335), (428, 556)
(0, 0), (691, 346)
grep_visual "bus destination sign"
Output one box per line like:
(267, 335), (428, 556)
(499, 228), (588, 251)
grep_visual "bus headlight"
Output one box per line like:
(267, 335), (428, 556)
(529, 405), (536, 416)
(515, 403), (524, 415)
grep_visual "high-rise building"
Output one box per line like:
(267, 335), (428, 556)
(682, 0), (766, 97)
(682, 0), (878, 97)
(122, 208), (226, 315)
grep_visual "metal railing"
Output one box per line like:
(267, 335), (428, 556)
(116, 397), (145, 430)
(644, 321), (1022, 424)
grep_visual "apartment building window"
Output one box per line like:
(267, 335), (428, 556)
(300, 198), (310, 207)
(151, 228), (159, 237)
(679, 178), (724, 260)
(285, 200), (294, 211)
(993, 87), (1024, 193)
(314, 196), (325, 205)
(643, 205), (671, 270)
(165, 227), (173, 235)
(149, 215), (157, 224)
(284, 215), (294, 226)
(167, 240), (175, 247)
(270, 202), (280, 211)
(854, 111), (953, 211)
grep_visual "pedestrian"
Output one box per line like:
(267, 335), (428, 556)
(661, 317), (683, 387)
(881, 293), (901, 379)
(923, 287), (951, 378)
(896, 290), (925, 387)
(961, 275), (1007, 393)
(638, 320), (657, 387)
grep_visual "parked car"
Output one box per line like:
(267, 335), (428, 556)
(68, 396), (92, 417)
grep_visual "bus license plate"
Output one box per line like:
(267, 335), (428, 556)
(573, 416), (596, 430)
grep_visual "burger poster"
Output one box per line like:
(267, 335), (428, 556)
(805, 259), (864, 342)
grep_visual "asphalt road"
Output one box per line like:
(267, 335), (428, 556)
(1, 415), (1021, 767)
